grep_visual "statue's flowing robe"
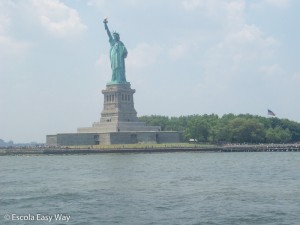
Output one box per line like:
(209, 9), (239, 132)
(109, 38), (128, 83)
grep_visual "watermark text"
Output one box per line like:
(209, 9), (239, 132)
(4, 213), (71, 222)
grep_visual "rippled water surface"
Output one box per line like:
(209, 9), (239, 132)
(1, 152), (300, 225)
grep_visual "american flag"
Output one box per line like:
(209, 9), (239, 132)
(268, 109), (276, 116)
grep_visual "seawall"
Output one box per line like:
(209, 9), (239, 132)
(1, 144), (300, 155)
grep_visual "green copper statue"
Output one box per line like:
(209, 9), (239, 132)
(103, 18), (128, 84)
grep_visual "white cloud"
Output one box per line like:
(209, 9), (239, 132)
(203, 26), (278, 86)
(292, 72), (300, 82)
(259, 64), (283, 75)
(32, 0), (87, 38)
(203, 21), (278, 77)
(87, 0), (106, 7)
(0, 3), (11, 34)
(182, 0), (206, 10)
(227, 24), (261, 43)
(0, 2), (30, 57)
(0, 14), (10, 34)
(224, 0), (246, 28)
(0, 36), (31, 56)
(185, 1), (281, 112)
(181, 0), (229, 22)
(179, 0), (279, 84)
(168, 43), (188, 60)
(182, 0), (246, 28)
(95, 53), (111, 81)
(96, 53), (110, 68)
(265, 0), (290, 7)
(225, 24), (278, 48)
(126, 43), (161, 69)
(251, 0), (291, 10)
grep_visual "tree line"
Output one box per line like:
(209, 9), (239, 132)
(139, 114), (300, 144)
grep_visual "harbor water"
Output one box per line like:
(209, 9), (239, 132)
(1, 152), (300, 225)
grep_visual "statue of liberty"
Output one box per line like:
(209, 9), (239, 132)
(103, 18), (128, 84)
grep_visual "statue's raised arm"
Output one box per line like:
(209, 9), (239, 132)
(103, 18), (113, 41)
(102, 18), (128, 84)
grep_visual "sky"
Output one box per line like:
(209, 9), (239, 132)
(1, 0), (300, 143)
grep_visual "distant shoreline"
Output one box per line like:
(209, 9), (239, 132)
(1, 144), (299, 155)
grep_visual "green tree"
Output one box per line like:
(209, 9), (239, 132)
(166, 116), (187, 131)
(139, 113), (300, 144)
(185, 116), (210, 142)
(139, 115), (169, 131)
(228, 118), (265, 143)
(266, 127), (292, 143)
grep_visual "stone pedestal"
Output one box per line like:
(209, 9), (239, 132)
(78, 83), (160, 133)
(47, 82), (182, 146)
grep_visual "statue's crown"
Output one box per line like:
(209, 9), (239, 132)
(112, 31), (120, 36)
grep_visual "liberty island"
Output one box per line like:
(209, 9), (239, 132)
(46, 19), (182, 146)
